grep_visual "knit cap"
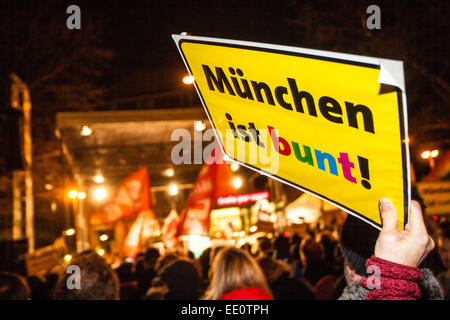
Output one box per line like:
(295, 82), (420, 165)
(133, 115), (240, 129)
(339, 215), (380, 276)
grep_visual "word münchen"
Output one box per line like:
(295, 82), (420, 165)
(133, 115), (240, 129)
(202, 64), (375, 134)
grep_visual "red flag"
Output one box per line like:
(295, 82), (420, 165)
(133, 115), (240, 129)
(122, 208), (161, 258)
(90, 167), (152, 225)
(176, 147), (235, 237)
(162, 209), (180, 248)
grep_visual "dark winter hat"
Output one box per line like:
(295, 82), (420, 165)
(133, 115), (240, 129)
(159, 259), (201, 300)
(339, 215), (380, 276)
(144, 248), (160, 263)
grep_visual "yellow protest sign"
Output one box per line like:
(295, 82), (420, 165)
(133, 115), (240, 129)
(173, 34), (410, 230)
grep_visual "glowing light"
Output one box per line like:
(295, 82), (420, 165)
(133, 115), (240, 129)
(64, 255), (72, 263)
(168, 184), (178, 196)
(164, 168), (175, 177)
(93, 174), (104, 184)
(80, 125), (92, 136)
(232, 231), (239, 237)
(182, 75), (195, 84)
(99, 234), (108, 242)
(68, 190), (78, 199)
(44, 184), (53, 191)
(249, 225), (257, 233)
(421, 150), (431, 159)
(64, 228), (76, 236)
(430, 150), (439, 158)
(230, 163), (240, 172)
(92, 187), (107, 201)
(403, 137), (410, 144)
(97, 249), (105, 256)
(239, 231), (245, 237)
(194, 120), (206, 132)
(77, 191), (86, 200)
(269, 213), (277, 222)
(232, 177), (243, 189)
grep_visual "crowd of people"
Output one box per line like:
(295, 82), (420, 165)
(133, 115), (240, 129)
(0, 199), (449, 300)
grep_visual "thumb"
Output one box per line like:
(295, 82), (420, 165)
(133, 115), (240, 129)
(406, 200), (427, 234)
(379, 198), (398, 233)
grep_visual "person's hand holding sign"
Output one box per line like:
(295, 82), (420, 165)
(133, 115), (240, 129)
(362, 198), (435, 300)
(375, 198), (434, 267)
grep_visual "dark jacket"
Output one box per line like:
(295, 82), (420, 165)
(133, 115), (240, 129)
(270, 272), (315, 300)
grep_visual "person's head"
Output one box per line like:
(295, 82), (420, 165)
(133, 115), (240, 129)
(199, 247), (212, 280)
(240, 243), (252, 255)
(26, 275), (47, 300)
(256, 256), (290, 283)
(339, 215), (380, 285)
(0, 272), (30, 300)
(257, 237), (273, 256)
(159, 258), (201, 300)
(115, 262), (135, 283)
(438, 228), (450, 270)
(144, 247), (160, 265)
(291, 233), (301, 245)
(203, 247), (271, 300)
(154, 252), (178, 273)
(299, 237), (324, 265)
(52, 252), (120, 300)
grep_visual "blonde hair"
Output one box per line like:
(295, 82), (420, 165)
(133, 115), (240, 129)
(202, 247), (272, 300)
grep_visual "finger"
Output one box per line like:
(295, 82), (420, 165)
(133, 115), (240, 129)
(379, 198), (398, 233)
(407, 200), (428, 234)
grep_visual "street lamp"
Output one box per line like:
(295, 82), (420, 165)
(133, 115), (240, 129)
(80, 125), (92, 136)
(68, 190), (78, 199)
(64, 228), (76, 236)
(93, 173), (104, 184)
(163, 168), (175, 177)
(230, 162), (240, 172)
(421, 149), (439, 169)
(194, 120), (206, 132)
(168, 184), (178, 196)
(232, 177), (243, 189)
(182, 75), (195, 84)
(92, 186), (107, 202)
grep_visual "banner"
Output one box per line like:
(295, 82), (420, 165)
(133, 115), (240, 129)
(416, 181), (450, 215)
(162, 208), (180, 248)
(122, 208), (161, 258)
(177, 148), (235, 237)
(90, 167), (152, 225)
(173, 34), (410, 230)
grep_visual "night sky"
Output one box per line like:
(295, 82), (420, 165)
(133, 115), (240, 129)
(101, 0), (291, 96)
